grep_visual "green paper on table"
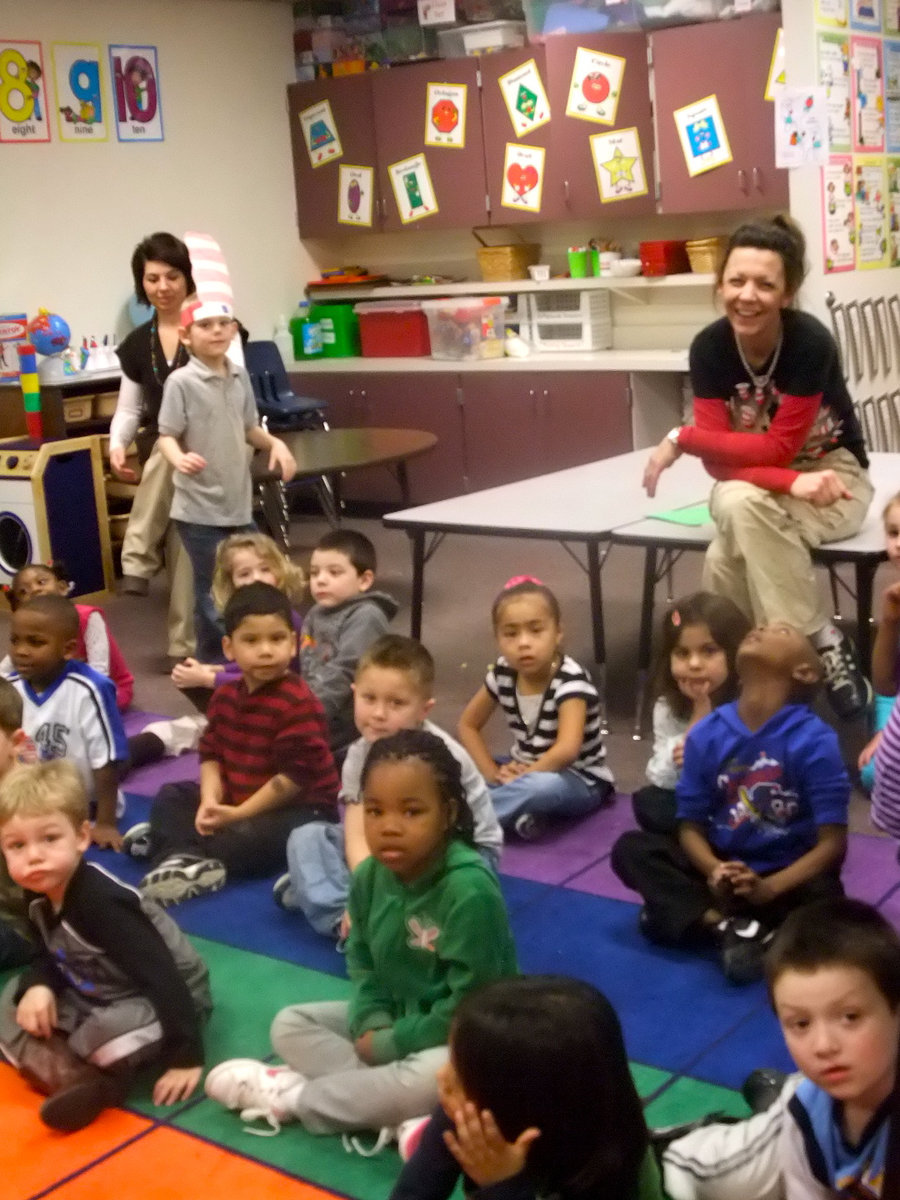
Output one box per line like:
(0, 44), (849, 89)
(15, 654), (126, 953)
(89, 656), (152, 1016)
(649, 502), (711, 526)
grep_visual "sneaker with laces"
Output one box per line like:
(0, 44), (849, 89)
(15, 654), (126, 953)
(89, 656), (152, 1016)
(742, 1067), (788, 1113)
(122, 821), (152, 860)
(204, 1059), (304, 1136)
(141, 714), (206, 756)
(513, 812), (548, 841)
(816, 630), (873, 720)
(718, 916), (772, 985)
(340, 1114), (431, 1160)
(140, 855), (226, 906)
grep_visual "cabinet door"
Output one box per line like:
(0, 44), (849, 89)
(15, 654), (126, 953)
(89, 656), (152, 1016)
(461, 374), (547, 490)
(287, 76), (379, 237)
(652, 12), (787, 214)
(371, 59), (488, 233)
(479, 46), (567, 225)
(542, 372), (632, 468)
(544, 32), (656, 219)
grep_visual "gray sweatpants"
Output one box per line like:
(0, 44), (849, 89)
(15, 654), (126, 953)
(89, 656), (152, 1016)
(270, 1000), (447, 1134)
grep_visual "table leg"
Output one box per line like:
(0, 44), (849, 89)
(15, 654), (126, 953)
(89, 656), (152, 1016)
(633, 544), (658, 740)
(587, 539), (608, 734)
(396, 460), (411, 508)
(409, 530), (425, 640)
(855, 560), (876, 673)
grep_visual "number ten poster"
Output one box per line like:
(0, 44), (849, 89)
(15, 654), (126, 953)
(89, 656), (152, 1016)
(0, 40), (49, 142)
(108, 44), (163, 141)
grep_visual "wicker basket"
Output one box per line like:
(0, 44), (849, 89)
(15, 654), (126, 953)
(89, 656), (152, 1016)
(685, 237), (727, 275)
(474, 228), (541, 282)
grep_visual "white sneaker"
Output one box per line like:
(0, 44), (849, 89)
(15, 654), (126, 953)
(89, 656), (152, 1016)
(139, 855), (226, 906)
(142, 714), (207, 757)
(204, 1059), (304, 1136)
(341, 1114), (431, 1159)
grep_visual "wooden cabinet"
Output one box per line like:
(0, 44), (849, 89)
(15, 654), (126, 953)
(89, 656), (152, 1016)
(651, 11), (787, 214)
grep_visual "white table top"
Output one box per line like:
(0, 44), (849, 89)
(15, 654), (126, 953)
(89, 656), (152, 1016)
(383, 448), (710, 539)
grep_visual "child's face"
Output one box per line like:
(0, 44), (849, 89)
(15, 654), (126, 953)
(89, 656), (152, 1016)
(182, 316), (236, 362)
(437, 1050), (471, 1121)
(222, 613), (296, 692)
(12, 566), (66, 608)
(229, 548), (279, 591)
(736, 622), (819, 683)
(362, 756), (454, 884)
(353, 665), (434, 743)
(670, 621), (728, 698)
(885, 502), (900, 566)
(10, 609), (75, 688)
(494, 595), (561, 681)
(773, 965), (900, 1115)
(309, 549), (373, 609)
(0, 810), (90, 908)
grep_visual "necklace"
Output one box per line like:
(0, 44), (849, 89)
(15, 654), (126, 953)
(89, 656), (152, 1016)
(149, 313), (187, 384)
(734, 326), (784, 391)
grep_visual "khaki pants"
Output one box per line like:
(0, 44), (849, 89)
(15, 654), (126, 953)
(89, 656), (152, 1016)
(120, 443), (195, 658)
(702, 448), (874, 635)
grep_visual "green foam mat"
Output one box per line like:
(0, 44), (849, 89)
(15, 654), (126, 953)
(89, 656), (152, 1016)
(644, 1074), (750, 1127)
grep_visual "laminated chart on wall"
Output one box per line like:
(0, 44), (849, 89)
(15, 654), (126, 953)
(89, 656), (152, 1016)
(300, 98), (343, 167)
(0, 40), (50, 142)
(388, 153), (438, 222)
(590, 127), (647, 203)
(765, 28), (786, 100)
(818, 31), (852, 151)
(337, 164), (374, 226)
(889, 2), (900, 34)
(823, 155), (856, 272)
(565, 47), (624, 125)
(885, 38), (900, 152)
(501, 142), (545, 212)
(888, 156), (900, 264)
(854, 155), (888, 267)
(425, 82), (467, 149)
(672, 94), (732, 177)
(498, 59), (550, 136)
(850, 0), (882, 32)
(52, 42), (107, 142)
(108, 45), (163, 142)
(775, 88), (828, 168)
(852, 35), (885, 152)
(816, 0), (849, 25)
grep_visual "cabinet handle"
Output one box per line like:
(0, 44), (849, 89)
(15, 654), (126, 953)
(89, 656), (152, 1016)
(563, 179), (571, 206)
(737, 168), (749, 194)
(752, 166), (762, 192)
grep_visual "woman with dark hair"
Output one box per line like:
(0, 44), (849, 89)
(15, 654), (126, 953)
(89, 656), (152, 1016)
(109, 232), (197, 661)
(642, 215), (873, 721)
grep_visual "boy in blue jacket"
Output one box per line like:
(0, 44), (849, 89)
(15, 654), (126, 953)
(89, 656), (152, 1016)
(612, 621), (848, 984)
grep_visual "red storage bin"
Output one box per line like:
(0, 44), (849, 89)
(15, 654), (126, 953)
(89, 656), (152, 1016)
(354, 302), (431, 357)
(638, 240), (690, 276)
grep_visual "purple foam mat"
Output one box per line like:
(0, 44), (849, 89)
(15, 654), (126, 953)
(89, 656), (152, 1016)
(876, 881), (900, 926)
(841, 831), (900, 905)
(122, 709), (200, 796)
(499, 794), (635, 886)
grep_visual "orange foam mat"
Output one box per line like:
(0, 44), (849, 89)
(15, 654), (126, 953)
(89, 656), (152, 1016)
(48, 1125), (343, 1200)
(0, 1065), (152, 1199)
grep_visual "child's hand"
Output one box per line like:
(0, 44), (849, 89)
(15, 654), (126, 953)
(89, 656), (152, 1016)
(672, 739), (685, 770)
(268, 439), (297, 483)
(707, 860), (739, 899)
(881, 581), (900, 623)
(443, 1102), (540, 1187)
(172, 657), (217, 689)
(17, 985), (57, 1038)
(92, 821), (123, 851)
(859, 731), (882, 769)
(175, 451), (207, 476)
(195, 800), (236, 836)
(727, 864), (774, 904)
(354, 1031), (377, 1065)
(339, 909), (352, 940)
(496, 761), (528, 784)
(109, 445), (138, 482)
(153, 1066), (202, 1106)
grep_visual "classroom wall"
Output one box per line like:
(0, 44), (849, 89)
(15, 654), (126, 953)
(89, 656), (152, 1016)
(1, 0), (314, 343)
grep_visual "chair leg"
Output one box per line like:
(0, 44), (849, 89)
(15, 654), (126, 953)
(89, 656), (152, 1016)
(314, 475), (340, 527)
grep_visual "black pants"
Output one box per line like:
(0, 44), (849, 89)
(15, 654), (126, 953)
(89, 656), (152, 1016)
(611, 829), (844, 945)
(148, 781), (336, 877)
(632, 785), (678, 835)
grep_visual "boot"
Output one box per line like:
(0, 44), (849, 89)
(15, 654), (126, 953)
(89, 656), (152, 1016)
(18, 1034), (128, 1132)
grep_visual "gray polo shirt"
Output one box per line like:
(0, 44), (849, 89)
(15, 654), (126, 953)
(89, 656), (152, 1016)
(158, 354), (258, 526)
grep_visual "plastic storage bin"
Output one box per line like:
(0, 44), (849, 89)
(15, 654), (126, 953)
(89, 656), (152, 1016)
(355, 302), (431, 357)
(638, 240), (690, 277)
(308, 302), (361, 357)
(525, 290), (612, 352)
(421, 297), (507, 360)
(437, 21), (526, 58)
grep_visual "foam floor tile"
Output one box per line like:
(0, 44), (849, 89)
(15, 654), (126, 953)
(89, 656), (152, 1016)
(643, 1073), (749, 1128)
(499, 797), (631, 886)
(47, 1124), (345, 1200)
(631, 1062), (673, 1102)
(124, 752), (200, 797)
(674, 1002), (794, 1090)
(563, 853), (640, 903)
(877, 881), (900, 926)
(0, 1064), (152, 1200)
(841, 831), (900, 905)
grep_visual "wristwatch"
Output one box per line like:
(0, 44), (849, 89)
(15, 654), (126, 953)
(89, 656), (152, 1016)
(666, 426), (682, 448)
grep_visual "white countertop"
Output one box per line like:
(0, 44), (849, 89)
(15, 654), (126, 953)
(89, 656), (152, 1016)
(307, 274), (715, 301)
(289, 349), (689, 373)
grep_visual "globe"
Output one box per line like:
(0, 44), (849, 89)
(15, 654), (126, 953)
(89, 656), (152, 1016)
(28, 310), (71, 357)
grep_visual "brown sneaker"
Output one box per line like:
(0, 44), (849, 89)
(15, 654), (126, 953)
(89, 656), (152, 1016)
(120, 575), (149, 596)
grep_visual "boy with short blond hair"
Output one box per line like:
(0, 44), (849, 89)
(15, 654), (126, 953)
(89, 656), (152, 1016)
(276, 633), (503, 937)
(0, 678), (34, 969)
(0, 760), (211, 1132)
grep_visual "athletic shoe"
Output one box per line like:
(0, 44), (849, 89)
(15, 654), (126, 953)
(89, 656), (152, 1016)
(120, 575), (149, 596)
(204, 1059), (304, 1136)
(397, 1114), (431, 1161)
(718, 916), (772, 985)
(341, 1114), (431, 1160)
(141, 714), (206, 756)
(816, 630), (873, 720)
(513, 812), (548, 841)
(742, 1067), (788, 1113)
(122, 821), (152, 860)
(140, 855), (226, 906)
(272, 872), (295, 910)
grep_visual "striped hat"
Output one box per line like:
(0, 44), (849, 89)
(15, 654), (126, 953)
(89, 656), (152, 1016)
(179, 298), (234, 327)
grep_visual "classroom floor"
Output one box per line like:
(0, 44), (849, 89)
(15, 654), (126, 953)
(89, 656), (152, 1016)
(0, 504), (893, 1200)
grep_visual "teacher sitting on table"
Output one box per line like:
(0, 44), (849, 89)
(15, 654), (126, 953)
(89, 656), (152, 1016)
(642, 215), (873, 720)
(109, 232), (196, 663)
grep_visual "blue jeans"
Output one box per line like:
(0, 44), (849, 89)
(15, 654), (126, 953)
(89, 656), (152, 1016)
(861, 692), (895, 792)
(489, 769), (611, 829)
(174, 520), (255, 661)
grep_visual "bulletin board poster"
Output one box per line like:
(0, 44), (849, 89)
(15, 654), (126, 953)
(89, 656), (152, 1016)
(565, 47), (625, 126)
(337, 164), (374, 226)
(590, 127), (648, 203)
(672, 94), (732, 177)
(818, 32), (852, 150)
(425, 83), (467, 149)
(816, 0), (849, 25)
(851, 0), (882, 31)
(888, 2), (900, 33)
(498, 60), (550, 137)
(0, 40), (50, 142)
(885, 39), (900, 150)
(851, 36), (885, 152)
(108, 45), (163, 142)
(501, 142), (545, 212)
(775, 88), (829, 167)
(387, 153), (438, 223)
(854, 154), (889, 267)
(888, 156), (900, 263)
(52, 43), (107, 142)
(299, 99), (343, 168)
(822, 155), (856, 272)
